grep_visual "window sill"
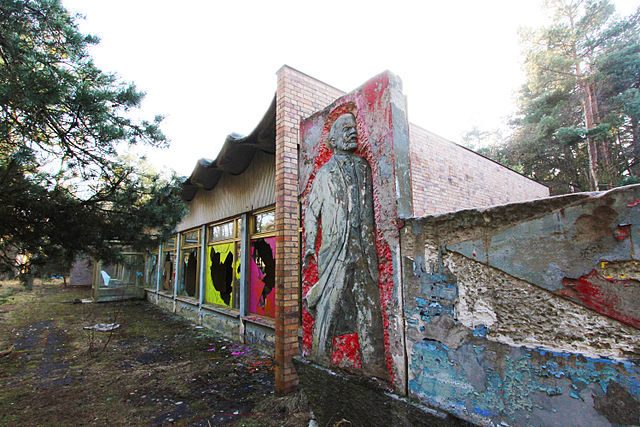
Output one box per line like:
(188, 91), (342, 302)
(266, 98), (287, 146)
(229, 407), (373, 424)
(175, 296), (199, 306)
(243, 314), (275, 329)
(201, 303), (240, 319)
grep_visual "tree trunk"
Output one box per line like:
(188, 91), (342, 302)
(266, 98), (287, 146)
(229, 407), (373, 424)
(567, 6), (600, 191)
(581, 84), (600, 191)
(632, 115), (640, 176)
(20, 273), (34, 290)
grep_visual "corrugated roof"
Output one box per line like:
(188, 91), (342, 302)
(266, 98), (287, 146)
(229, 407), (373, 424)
(180, 96), (276, 201)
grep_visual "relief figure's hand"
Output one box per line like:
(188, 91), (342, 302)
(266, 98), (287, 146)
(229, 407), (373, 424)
(302, 248), (315, 269)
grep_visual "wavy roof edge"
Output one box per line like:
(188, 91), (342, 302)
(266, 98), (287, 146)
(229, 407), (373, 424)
(180, 95), (277, 201)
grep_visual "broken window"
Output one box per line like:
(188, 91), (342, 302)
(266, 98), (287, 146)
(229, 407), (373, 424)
(249, 208), (276, 318)
(205, 218), (241, 309)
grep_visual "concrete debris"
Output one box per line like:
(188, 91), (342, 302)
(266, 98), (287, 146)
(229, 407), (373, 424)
(83, 323), (120, 332)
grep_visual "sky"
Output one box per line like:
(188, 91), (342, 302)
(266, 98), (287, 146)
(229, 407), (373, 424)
(62, 0), (638, 177)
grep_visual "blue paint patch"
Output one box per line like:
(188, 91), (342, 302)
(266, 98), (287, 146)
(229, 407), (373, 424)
(415, 259), (458, 324)
(472, 325), (488, 337)
(422, 273), (450, 282)
(421, 281), (458, 300)
(409, 340), (640, 425)
(540, 361), (565, 378)
(473, 406), (493, 417)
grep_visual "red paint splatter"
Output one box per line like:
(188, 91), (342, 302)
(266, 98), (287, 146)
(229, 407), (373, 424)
(558, 270), (640, 329)
(627, 200), (640, 208)
(301, 217), (322, 355)
(362, 74), (390, 111)
(331, 333), (362, 369)
(613, 225), (631, 241)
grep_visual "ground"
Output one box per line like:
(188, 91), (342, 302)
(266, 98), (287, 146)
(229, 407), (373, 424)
(0, 281), (311, 426)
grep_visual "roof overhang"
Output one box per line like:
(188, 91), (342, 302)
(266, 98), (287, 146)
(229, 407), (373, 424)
(180, 95), (276, 201)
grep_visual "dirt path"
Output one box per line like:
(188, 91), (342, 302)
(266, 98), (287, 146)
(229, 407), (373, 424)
(0, 282), (309, 426)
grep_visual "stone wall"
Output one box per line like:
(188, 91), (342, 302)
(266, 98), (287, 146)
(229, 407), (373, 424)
(401, 185), (640, 426)
(409, 124), (549, 216)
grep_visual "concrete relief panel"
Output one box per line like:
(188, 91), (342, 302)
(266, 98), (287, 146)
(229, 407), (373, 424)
(446, 186), (640, 329)
(299, 72), (411, 390)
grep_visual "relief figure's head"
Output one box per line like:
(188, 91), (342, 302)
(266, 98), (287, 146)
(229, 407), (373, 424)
(328, 113), (357, 153)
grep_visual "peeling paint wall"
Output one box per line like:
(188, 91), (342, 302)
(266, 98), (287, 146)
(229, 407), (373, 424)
(402, 185), (640, 426)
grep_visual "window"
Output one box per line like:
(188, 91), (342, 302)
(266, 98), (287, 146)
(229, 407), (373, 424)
(160, 235), (176, 293)
(99, 252), (145, 287)
(205, 218), (241, 309)
(249, 208), (276, 318)
(209, 221), (235, 242)
(178, 228), (202, 299)
(253, 210), (275, 234)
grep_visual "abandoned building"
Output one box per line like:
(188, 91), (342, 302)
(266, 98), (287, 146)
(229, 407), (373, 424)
(82, 67), (640, 426)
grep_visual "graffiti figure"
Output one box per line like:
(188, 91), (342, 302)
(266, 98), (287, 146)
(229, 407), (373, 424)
(252, 238), (275, 308)
(303, 112), (387, 378)
(210, 248), (234, 305)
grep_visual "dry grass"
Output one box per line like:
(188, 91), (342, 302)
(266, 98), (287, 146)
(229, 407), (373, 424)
(0, 281), (310, 426)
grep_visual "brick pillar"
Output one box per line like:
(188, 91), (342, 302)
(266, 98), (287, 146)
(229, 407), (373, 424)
(274, 68), (300, 394)
(275, 69), (299, 394)
(274, 66), (346, 394)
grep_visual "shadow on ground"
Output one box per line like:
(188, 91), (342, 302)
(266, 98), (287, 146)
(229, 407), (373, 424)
(0, 281), (309, 426)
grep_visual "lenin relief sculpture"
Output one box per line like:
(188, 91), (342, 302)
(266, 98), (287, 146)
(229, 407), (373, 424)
(303, 113), (387, 379)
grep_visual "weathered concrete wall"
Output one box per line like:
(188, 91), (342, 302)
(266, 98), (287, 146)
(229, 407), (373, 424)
(409, 124), (549, 217)
(200, 308), (240, 340)
(175, 299), (199, 322)
(244, 320), (275, 354)
(402, 185), (640, 426)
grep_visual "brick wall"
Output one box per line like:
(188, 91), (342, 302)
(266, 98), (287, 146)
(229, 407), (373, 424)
(409, 124), (549, 216)
(274, 66), (344, 394)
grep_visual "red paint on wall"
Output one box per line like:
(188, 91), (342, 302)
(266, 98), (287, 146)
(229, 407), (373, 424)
(613, 224), (631, 241)
(301, 217), (322, 356)
(331, 333), (363, 370)
(627, 199), (640, 208)
(362, 74), (389, 110)
(559, 270), (640, 329)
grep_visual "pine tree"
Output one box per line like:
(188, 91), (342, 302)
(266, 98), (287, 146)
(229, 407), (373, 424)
(507, 0), (639, 193)
(0, 0), (186, 286)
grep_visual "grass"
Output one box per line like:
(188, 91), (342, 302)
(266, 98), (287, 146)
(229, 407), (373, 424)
(0, 281), (310, 426)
